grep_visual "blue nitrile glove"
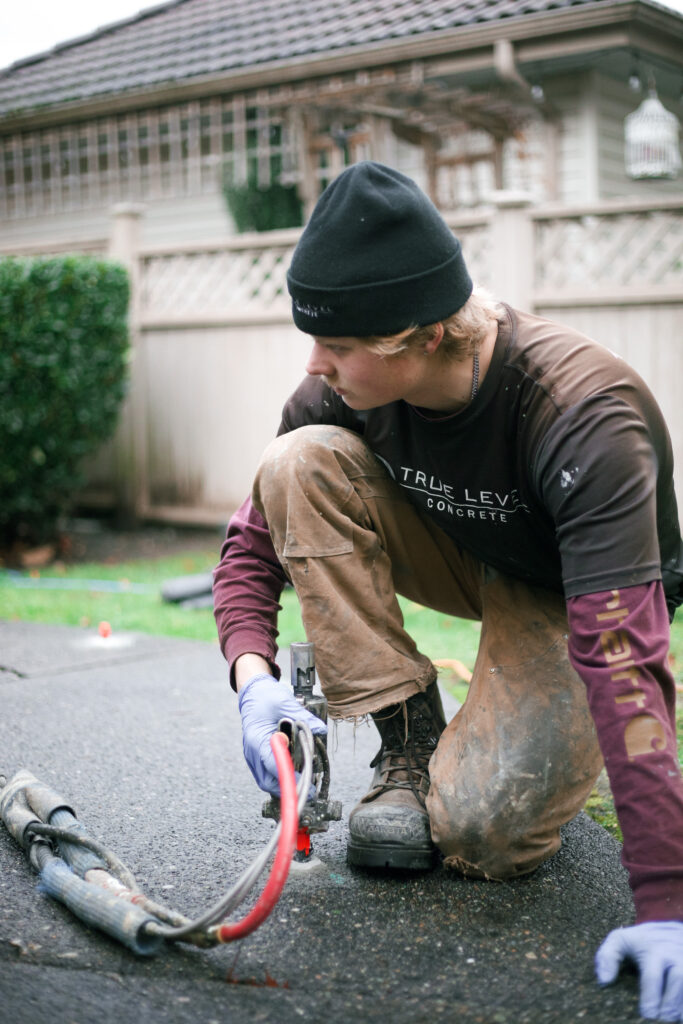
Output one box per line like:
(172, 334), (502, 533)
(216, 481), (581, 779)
(237, 673), (327, 797)
(596, 921), (683, 1021)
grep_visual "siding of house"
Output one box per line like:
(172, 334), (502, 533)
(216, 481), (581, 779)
(596, 74), (683, 199)
(0, 191), (236, 250)
(548, 73), (599, 203)
(534, 69), (683, 204)
(2, 66), (680, 257)
(0, 124), (545, 254)
(501, 117), (548, 200)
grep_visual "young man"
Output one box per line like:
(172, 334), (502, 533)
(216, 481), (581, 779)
(213, 162), (683, 1021)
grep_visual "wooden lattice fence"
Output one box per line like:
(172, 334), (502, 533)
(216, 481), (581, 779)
(533, 199), (683, 301)
(2, 195), (681, 523)
(139, 229), (299, 324)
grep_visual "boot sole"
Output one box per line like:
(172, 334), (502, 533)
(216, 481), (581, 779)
(347, 839), (436, 871)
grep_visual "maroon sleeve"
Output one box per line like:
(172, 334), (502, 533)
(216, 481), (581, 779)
(567, 581), (683, 923)
(212, 495), (288, 689)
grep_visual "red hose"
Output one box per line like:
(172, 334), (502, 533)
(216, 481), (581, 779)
(216, 731), (298, 942)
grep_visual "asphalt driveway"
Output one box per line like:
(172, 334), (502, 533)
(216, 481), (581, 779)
(0, 620), (641, 1024)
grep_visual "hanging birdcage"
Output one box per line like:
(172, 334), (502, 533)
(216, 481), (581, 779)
(624, 89), (682, 180)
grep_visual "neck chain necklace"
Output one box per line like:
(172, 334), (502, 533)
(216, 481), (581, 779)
(411, 345), (481, 421)
(470, 348), (480, 401)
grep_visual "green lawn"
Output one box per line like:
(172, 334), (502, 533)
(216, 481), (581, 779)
(0, 550), (222, 642)
(2, 547), (682, 843)
(1, 547), (681, 691)
(0, 548), (486, 665)
(2, 548), (679, 684)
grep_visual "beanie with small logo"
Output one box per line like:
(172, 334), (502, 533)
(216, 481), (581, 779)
(286, 161), (472, 337)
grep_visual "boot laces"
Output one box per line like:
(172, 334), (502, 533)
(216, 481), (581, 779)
(371, 694), (442, 807)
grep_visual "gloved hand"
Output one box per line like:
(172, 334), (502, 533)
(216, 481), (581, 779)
(238, 672), (328, 796)
(595, 921), (683, 1021)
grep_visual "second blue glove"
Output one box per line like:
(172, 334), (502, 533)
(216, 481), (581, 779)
(596, 920), (683, 1021)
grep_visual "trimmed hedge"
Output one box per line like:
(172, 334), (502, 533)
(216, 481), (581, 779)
(0, 256), (129, 550)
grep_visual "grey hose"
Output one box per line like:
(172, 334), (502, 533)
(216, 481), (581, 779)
(144, 722), (314, 941)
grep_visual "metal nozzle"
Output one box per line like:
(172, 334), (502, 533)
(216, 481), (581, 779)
(290, 642), (316, 700)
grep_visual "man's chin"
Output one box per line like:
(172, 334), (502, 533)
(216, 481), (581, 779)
(341, 394), (373, 410)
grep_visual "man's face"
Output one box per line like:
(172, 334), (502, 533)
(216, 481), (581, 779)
(306, 336), (423, 410)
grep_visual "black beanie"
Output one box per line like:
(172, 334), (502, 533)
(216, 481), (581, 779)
(286, 161), (472, 337)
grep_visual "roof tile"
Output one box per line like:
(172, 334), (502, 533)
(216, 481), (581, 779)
(0, 0), (659, 119)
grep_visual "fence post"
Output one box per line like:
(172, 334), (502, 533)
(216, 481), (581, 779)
(107, 204), (146, 525)
(487, 192), (534, 311)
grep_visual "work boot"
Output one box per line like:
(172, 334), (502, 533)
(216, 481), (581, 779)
(347, 682), (446, 870)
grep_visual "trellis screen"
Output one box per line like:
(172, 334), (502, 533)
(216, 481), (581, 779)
(0, 96), (299, 219)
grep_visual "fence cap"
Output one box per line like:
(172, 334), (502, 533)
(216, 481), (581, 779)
(110, 202), (146, 217)
(487, 190), (535, 209)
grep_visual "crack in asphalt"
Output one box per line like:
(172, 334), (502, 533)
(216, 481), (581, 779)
(0, 648), (193, 681)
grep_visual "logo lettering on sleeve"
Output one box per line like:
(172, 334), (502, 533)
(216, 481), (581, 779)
(595, 589), (668, 761)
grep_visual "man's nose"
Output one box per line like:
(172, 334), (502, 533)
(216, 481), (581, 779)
(306, 341), (333, 377)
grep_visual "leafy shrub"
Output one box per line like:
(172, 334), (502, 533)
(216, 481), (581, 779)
(223, 169), (303, 233)
(0, 256), (129, 551)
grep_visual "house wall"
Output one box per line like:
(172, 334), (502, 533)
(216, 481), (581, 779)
(2, 65), (680, 255)
(545, 73), (598, 203)
(502, 118), (548, 201)
(0, 191), (233, 250)
(595, 74), (683, 200)
(544, 70), (683, 204)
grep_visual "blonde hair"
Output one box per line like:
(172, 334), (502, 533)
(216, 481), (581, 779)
(365, 286), (504, 362)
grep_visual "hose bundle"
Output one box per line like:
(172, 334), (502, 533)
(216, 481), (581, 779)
(0, 722), (314, 954)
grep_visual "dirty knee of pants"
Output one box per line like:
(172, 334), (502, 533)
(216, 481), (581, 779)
(425, 572), (603, 881)
(426, 776), (563, 880)
(426, 703), (601, 881)
(426, 709), (600, 881)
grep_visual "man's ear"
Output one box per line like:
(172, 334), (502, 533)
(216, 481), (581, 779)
(423, 322), (445, 355)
